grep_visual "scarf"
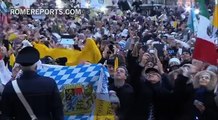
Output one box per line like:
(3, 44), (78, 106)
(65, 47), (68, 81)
(195, 87), (207, 103)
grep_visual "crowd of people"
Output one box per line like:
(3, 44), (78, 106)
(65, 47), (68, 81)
(0, 0), (218, 120)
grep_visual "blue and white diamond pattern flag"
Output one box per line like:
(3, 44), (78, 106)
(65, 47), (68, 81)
(37, 64), (110, 120)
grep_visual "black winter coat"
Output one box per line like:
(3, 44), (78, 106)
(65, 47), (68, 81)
(171, 74), (195, 120)
(194, 90), (218, 120)
(109, 83), (134, 120)
(129, 63), (172, 120)
(1, 70), (64, 120)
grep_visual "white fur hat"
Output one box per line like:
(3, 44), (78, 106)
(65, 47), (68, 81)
(169, 58), (181, 66)
(193, 70), (217, 91)
(146, 40), (153, 45)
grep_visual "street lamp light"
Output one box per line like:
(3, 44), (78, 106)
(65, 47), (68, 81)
(194, 9), (200, 14)
(100, 6), (107, 13)
(185, 6), (191, 12)
(85, 3), (90, 8)
(56, 0), (64, 8)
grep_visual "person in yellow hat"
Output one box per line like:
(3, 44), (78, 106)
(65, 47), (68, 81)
(8, 33), (17, 42)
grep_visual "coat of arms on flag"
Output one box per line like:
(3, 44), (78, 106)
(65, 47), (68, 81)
(62, 84), (94, 115)
(37, 64), (114, 120)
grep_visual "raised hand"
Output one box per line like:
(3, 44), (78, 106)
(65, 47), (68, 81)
(102, 46), (110, 59)
(139, 53), (150, 67)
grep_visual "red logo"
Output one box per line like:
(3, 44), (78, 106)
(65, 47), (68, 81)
(74, 87), (83, 95)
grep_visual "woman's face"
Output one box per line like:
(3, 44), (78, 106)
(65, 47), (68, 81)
(199, 73), (211, 86)
(139, 48), (145, 57)
(192, 59), (203, 71)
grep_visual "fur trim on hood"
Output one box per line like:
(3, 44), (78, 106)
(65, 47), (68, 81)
(193, 70), (217, 91)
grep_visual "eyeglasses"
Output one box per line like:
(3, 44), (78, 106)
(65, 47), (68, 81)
(200, 75), (210, 80)
(146, 72), (159, 77)
(182, 52), (190, 55)
(146, 63), (154, 67)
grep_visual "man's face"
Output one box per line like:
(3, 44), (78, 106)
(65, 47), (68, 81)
(182, 64), (198, 76)
(182, 52), (191, 61)
(114, 67), (127, 81)
(0, 46), (7, 56)
(107, 64), (114, 76)
(139, 47), (146, 57)
(192, 59), (204, 71)
(13, 40), (22, 51)
(146, 72), (161, 84)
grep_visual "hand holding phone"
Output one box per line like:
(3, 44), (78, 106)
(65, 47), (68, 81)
(194, 100), (205, 113)
(149, 49), (155, 54)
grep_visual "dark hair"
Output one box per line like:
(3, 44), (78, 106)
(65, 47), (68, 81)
(140, 45), (148, 52)
(73, 45), (81, 51)
(43, 41), (50, 47)
(117, 66), (129, 77)
(55, 57), (67, 66)
(108, 44), (114, 54)
(40, 56), (55, 64)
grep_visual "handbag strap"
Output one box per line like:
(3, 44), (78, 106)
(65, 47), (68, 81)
(12, 80), (37, 120)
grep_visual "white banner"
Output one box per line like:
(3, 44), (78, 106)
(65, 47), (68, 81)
(0, 60), (12, 85)
(12, 0), (36, 8)
(81, 0), (112, 9)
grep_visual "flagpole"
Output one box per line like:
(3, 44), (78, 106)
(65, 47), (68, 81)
(214, 0), (218, 45)
(214, 0), (218, 44)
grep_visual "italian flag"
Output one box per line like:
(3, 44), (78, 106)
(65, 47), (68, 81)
(193, 0), (218, 65)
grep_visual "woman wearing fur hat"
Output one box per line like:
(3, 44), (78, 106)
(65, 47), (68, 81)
(193, 70), (218, 120)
